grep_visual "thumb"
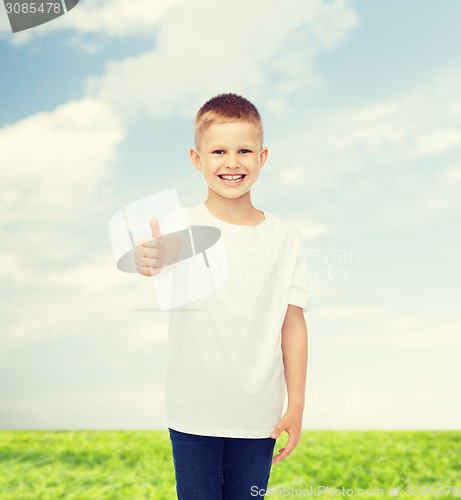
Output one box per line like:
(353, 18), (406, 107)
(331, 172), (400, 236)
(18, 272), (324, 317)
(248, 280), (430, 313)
(149, 216), (162, 239)
(270, 426), (283, 439)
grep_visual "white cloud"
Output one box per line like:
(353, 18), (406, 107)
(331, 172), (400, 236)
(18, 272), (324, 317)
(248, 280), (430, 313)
(423, 162), (461, 215)
(408, 128), (461, 158)
(0, 97), (125, 224)
(0, 96), (145, 368)
(115, 313), (169, 349)
(342, 327), (460, 347)
(83, 0), (358, 119)
(2, 0), (359, 69)
(0, 251), (165, 344)
(261, 70), (461, 232)
(306, 307), (461, 347)
(0, 0), (184, 46)
(440, 164), (461, 182)
(306, 385), (461, 429)
(275, 73), (461, 184)
(376, 156), (461, 226)
(0, 2), (12, 32)
(60, 0), (184, 37)
(313, 305), (391, 322)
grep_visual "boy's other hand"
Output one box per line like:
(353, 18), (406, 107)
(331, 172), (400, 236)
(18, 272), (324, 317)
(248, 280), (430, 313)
(270, 407), (303, 465)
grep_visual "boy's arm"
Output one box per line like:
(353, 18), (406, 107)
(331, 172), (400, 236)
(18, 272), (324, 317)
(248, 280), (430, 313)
(270, 304), (308, 464)
(281, 304), (308, 412)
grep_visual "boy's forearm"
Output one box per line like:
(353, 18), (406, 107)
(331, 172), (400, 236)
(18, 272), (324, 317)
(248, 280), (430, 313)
(281, 317), (308, 412)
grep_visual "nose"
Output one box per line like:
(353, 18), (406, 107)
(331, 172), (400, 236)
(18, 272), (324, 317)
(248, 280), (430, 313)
(225, 152), (239, 168)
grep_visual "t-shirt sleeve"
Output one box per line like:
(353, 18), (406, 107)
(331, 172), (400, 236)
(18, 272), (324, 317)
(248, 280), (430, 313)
(287, 231), (310, 311)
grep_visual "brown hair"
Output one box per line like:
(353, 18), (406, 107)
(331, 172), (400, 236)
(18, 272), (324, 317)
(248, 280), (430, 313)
(194, 92), (264, 150)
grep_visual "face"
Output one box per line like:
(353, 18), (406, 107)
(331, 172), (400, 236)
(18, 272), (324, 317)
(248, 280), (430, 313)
(190, 121), (268, 201)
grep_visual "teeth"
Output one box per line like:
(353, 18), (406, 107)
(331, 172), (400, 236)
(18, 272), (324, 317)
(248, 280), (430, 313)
(220, 175), (244, 180)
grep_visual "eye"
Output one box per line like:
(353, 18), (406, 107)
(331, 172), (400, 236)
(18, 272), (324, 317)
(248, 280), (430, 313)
(240, 149), (251, 154)
(212, 150), (224, 154)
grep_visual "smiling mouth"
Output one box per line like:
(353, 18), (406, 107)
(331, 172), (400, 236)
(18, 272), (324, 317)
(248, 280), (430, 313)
(217, 174), (246, 186)
(218, 174), (246, 180)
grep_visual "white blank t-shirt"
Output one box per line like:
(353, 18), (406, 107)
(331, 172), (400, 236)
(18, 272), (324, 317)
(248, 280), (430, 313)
(163, 202), (310, 438)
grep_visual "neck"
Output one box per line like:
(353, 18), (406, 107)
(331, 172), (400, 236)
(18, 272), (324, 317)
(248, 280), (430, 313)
(204, 191), (260, 223)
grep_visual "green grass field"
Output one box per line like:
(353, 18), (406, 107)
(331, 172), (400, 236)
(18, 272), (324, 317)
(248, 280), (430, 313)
(0, 430), (459, 499)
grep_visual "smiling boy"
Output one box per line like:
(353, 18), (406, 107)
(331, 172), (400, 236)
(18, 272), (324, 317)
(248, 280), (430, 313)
(137, 93), (310, 499)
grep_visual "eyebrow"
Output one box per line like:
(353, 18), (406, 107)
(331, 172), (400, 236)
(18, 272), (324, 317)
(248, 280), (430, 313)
(208, 144), (256, 149)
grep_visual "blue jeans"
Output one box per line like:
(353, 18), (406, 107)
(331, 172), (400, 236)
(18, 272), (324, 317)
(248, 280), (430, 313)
(168, 427), (276, 499)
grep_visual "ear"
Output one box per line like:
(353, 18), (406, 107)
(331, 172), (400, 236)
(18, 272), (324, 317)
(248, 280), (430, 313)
(259, 146), (268, 168)
(190, 147), (202, 172)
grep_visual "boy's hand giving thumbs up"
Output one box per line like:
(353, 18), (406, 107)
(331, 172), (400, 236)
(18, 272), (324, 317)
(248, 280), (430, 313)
(134, 216), (182, 276)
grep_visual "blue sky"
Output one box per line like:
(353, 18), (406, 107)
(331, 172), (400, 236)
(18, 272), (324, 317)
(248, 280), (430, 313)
(1, 0), (460, 430)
